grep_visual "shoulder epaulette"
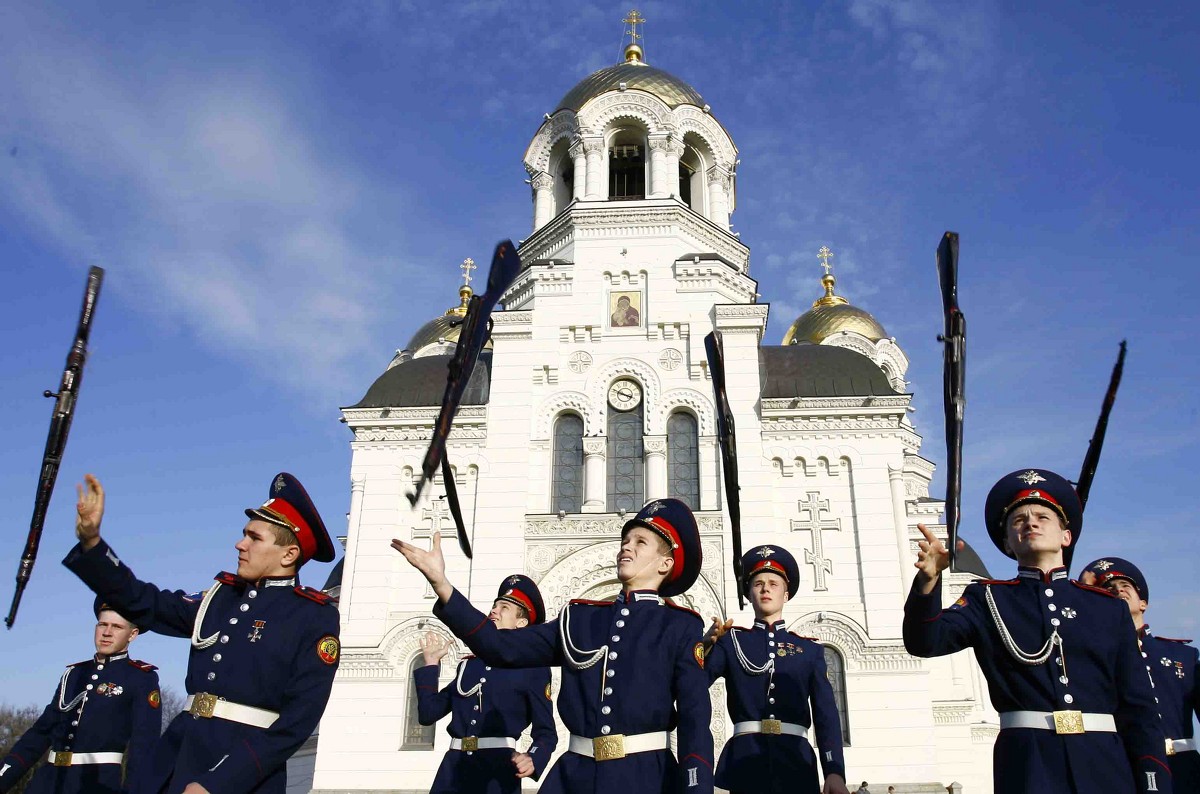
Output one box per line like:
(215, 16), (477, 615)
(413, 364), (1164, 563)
(663, 600), (701, 621)
(293, 585), (335, 605)
(789, 633), (821, 642)
(214, 571), (241, 586)
(1157, 636), (1194, 644)
(975, 578), (1019, 586)
(1070, 580), (1117, 597)
(568, 599), (611, 607)
(69, 659), (92, 668)
(127, 659), (157, 672)
(731, 624), (755, 632)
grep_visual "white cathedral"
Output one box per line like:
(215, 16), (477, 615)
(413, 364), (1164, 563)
(307, 25), (1000, 794)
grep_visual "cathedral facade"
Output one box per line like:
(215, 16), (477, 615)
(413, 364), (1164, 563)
(311, 37), (998, 794)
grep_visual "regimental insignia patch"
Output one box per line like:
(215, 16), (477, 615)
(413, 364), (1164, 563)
(952, 596), (968, 609)
(693, 642), (705, 669)
(317, 635), (340, 665)
(148, 690), (161, 709)
(545, 683), (553, 701)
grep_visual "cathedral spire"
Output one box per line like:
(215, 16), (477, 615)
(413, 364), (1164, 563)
(813, 246), (849, 308)
(621, 9), (647, 65)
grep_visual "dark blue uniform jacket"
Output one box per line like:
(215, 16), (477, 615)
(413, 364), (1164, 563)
(414, 655), (556, 793)
(64, 539), (339, 794)
(0, 652), (160, 794)
(904, 567), (1173, 794)
(706, 619), (845, 793)
(1141, 628), (1200, 792)
(434, 588), (713, 794)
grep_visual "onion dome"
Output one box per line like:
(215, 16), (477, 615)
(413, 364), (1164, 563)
(782, 247), (887, 345)
(555, 42), (705, 113)
(404, 283), (475, 354)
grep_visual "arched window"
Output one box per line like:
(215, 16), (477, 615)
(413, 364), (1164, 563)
(667, 412), (699, 509)
(552, 413), (584, 513)
(823, 646), (850, 745)
(607, 401), (644, 513)
(403, 655), (436, 749)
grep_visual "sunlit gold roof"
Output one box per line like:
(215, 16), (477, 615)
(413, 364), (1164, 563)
(782, 249), (887, 345)
(404, 283), (488, 354)
(556, 44), (705, 113)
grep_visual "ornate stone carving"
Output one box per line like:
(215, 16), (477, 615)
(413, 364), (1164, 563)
(654, 388), (715, 436)
(587, 358), (662, 429)
(531, 172), (555, 191)
(658, 348), (683, 371)
(789, 612), (921, 673)
(534, 391), (595, 439)
(577, 93), (669, 131)
(568, 351), (593, 373)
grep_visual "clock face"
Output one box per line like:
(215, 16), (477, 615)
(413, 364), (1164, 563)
(607, 379), (643, 412)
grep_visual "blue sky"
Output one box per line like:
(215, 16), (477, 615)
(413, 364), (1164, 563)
(1, 0), (1196, 704)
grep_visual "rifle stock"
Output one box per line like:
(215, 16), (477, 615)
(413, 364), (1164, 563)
(704, 330), (746, 610)
(937, 233), (965, 572)
(1076, 340), (1127, 510)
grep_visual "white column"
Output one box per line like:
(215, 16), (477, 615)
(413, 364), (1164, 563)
(647, 136), (670, 198)
(707, 166), (730, 229)
(583, 137), (605, 200)
(888, 465), (913, 590)
(341, 473), (366, 617)
(644, 435), (668, 499)
(583, 437), (606, 512)
(532, 172), (555, 231)
(569, 139), (586, 202)
(665, 139), (685, 199)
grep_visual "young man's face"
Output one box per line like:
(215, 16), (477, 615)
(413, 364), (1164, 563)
(616, 526), (673, 586)
(487, 599), (530, 630)
(235, 519), (299, 581)
(748, 571), (788, 616)
(94, 609), (138, 656)
(1104, 577), (1147, 620)
(1004, 504), (1072, 561)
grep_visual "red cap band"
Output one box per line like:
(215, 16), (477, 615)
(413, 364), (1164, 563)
(259, 498), (317, 562)
(748, 559), (789, 581)
(639, 516), (685, 584)
(500, 589), (537, 624)
(1004, 489), (1068, 524)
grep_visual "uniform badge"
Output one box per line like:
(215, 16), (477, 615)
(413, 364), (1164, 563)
(1017, 470), (1047, 485)
(1094, 560), (1114, 570)
(148, 690), (161, 709)
(545, 683), (553, 701)
(317, 635), (340, 665)
(757, 547), (776, 558)
(1175, 661), (1185, 679)
(274, 475), (286, 493)
(1061, 607), (1076, 619)
(95, 683), (123, 697)
(952, 596), (968, 609)
(646, 501), (665, 515)
(248, 620), (267, 642)
(1161, 657), (1173, 667)
(507, 575), (521, 586)
(693, 642), (705, 669)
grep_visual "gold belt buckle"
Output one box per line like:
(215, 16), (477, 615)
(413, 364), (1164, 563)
(461, 736), (478, 752)
(53, 752), (73, 767)
(761, 719), (783, 735)
(593, 734), (626, 761)
(1166, 739), (1177, 756)
(1052, 710), (1085, 735)
(190, 693), (218, 719)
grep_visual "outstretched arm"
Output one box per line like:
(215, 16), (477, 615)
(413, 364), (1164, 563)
(903, 524), (977, 658)
(391, 530), (454, 604)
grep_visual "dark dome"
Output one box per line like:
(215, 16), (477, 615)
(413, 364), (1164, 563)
(557, 62), (705, 113)
(759, 345), (896, 398)
(350, 353), (492, 409)
(955, 539), (992, 579)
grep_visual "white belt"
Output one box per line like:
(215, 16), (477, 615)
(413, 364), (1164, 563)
(47, 751), (124, 766)
(450, 736), (518, 751)
(733, 719), (810, 739)
(568, 731), (671, 761)
(1168, 738), (1197, 755)
(999, 710), (1116, 734)
(185, 693), (279, 729)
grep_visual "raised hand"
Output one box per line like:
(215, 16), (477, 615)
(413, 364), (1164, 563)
(419, 630), (451, 666)
(702, 615), (734, 651)
(391, 529), (452, 603)
(915, 522), (964, 594)
(75, 474), (105, 550)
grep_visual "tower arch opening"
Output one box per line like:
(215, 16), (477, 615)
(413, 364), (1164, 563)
(548, 137), (574, 217)
(606, 122), (649, 201)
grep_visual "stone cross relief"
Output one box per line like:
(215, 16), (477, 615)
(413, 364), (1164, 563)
(413, 495), (456, 597)
(790, 491), (841, 591)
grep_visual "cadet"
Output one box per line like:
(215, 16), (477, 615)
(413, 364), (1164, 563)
(1083, 558), (1200, 791)
(904, 469), (1173, 794)
(63, 472), (340, 794)
(393, 497), (714, 794)
(415, 574), (558, 793)
(704, 545), (849, 794)
(0, 600), (161, 794)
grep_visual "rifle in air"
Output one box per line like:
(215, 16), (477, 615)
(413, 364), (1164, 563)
(936, 232), (965, 572)
(1076, 340), (1127, 510)
(704, 330), (746, 610)
(7, 266), (105, 629)
(407, 241), (521, 559)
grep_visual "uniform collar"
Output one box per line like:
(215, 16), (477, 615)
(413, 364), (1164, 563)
(753, 619), (787, 632)
(1016, 565), (1069, 583)
(616, 589), (663, 606)
(1140, 624), (1151, 639)
(94, 650), (129, 663)
(256, 574), (297, 588)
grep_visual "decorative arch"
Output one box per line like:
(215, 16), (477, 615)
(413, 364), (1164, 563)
(578, 93), (670, 132)
(525, 113), (581, 173)
(380, 615), (464, 672)
(787, 611), (870, 669)
(654, 388), (715, 436)
(672, 106), (737, 165)
(534, 390), (597, 439)
(586, 358), (663, 423)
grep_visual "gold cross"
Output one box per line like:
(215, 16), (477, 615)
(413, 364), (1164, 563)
(460, 257), (476, 286)
(623, 9), (646, 41)
(817, 246), (834, 275)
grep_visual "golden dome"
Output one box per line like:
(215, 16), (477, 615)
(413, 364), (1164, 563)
(404, 284), (489, 354)
(782, 256), (887, 345)
(555, 46), (705, 113)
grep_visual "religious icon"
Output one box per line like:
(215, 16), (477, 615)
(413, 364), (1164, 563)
(609, 291), (642, 328)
